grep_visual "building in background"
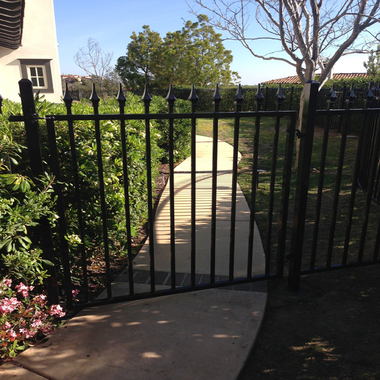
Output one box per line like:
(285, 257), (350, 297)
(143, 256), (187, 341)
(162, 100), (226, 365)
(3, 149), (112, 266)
(262, 73), (368, 85)
(0, 0), (62, 102)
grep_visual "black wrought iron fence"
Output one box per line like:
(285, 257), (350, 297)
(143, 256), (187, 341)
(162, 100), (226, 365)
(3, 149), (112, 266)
(5, 79), (380, 310)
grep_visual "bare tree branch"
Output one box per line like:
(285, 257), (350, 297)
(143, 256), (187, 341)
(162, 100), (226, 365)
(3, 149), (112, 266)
(74, 38), (114, 97)
(189, 0), (380, 86)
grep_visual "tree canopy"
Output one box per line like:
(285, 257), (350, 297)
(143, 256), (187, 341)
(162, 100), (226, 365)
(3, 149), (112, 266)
(190, 0), (380, 87)
(116, 15), (240, 90)
(364, 45), (380, 78)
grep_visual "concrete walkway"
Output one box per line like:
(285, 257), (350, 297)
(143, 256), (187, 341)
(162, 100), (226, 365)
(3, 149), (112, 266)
(1, 136), (267, 380)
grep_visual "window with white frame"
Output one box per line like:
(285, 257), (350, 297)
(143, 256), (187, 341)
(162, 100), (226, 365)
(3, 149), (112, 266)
(19, 59), (54, 93)
(27, 66), (47, 89)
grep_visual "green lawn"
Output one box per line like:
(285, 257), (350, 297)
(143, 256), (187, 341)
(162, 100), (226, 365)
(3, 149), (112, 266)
(197, 116), (379, 273)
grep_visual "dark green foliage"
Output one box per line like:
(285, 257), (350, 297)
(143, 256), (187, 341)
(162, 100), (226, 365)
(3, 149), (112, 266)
(116, 15), (239, 90)
(49, 95), (163, 260)
(1, 92), (194, 287)
(364, 46), (380, 78)
(151, 97), (192, 163)
(322, 76), (377, 90)
(0, 100), (57, 284)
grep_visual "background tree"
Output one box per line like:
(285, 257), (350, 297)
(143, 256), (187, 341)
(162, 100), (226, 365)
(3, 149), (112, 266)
(364, 45), (380, 79)
(74, 38), (113, 97)
(116, 15), (240, 90)
(189, 0), (380, 87)
(116, 26), (163, 91)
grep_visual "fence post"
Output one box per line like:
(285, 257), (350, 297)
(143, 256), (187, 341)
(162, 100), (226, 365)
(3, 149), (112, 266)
(19, 79), (59, 304)
(288, 80), (319, 290)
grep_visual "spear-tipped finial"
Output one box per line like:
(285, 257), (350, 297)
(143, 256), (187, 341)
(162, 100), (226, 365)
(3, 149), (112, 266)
(165, 84), (176, 105)
(276, 83), (285, 105)
(63, 82), (73, 109)
(188, 84), (199, 102)
(117, 83), (126, 108)
(367, 82), (374, 105)
(330, 84), (337, 105)
(212, 83), (222, 104)
(256, 84), (264, 106)
(188, 84), (199, 112)
(234, 84), (243, 110)
(141, 83), (152, 104)
(90, 83), (100, 108)
(348, 84), (356, 104)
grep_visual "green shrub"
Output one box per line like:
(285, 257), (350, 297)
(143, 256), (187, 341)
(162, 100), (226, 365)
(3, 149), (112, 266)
(47, 95), (163, 262)
(151, 96), (192, 163)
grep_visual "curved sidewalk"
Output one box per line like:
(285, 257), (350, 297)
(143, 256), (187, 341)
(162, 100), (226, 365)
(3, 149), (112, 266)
(1, 136), (267, 380)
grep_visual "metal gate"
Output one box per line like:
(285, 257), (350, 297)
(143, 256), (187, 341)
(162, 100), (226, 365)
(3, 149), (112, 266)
(7, 79), (380, 310)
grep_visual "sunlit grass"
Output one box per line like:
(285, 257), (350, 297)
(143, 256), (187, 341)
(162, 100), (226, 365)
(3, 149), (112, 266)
(197, 117), (380, 272)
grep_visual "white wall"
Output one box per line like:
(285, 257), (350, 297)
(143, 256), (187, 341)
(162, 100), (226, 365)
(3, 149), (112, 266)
(0, 0), (62, 102)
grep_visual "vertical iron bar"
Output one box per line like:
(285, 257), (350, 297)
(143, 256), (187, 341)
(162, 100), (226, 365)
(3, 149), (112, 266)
(142, 85), (155, 292)
(166, 85), (176, 289)
(90, 84), (112, 299)
(358, 107), (380, 263)
(265, 85), (284, 276)
(342, 89), (373, 265)
(326, 87), (355, 268)
(247, 86), (264, 278)
(337, 86), (346, 133)
(288, 81), (319, 290)
(310, 87), (336, 269)
(229, 85), (243, 281)
(188, 85), (198, 286)
(46, 117), (74, 309)
(117, 84), (134, 296)
(210, 84), (222, 284)
(63, 85), (89, 303)
(18, 79), (59, 305)
(276, 113), (296, 277)
(373, 213), (380, 261)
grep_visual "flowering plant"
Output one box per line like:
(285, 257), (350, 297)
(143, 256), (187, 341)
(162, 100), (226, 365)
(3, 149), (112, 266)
(0, 278), (65, 361)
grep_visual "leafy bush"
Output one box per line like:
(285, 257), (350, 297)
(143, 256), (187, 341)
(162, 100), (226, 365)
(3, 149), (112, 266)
(151, 96), (192, 163)
(0, 104), (66, 362)
(322, 76), (377, 90)
(1, 92), (194, 293)
(0, 173), (57, 284)
(38, 95), (164, 266)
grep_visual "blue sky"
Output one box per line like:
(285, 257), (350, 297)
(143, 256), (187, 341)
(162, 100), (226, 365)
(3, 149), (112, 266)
(54, 0), (368, 85)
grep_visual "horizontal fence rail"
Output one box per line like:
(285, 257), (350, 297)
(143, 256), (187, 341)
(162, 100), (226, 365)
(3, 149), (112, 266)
(5, 79), (380, 309)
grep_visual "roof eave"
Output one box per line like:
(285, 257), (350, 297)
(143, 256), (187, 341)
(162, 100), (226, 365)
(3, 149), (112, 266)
(0, 0), (25, 50)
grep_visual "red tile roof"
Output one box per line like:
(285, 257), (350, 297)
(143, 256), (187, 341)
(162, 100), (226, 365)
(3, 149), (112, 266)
(262, 73), (368, 84)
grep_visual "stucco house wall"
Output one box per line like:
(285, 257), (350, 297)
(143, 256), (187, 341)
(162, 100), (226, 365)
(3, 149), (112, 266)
(0, 0), (62, 102)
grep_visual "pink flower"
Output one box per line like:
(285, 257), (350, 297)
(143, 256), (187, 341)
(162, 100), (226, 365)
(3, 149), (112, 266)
(72, 289), (80, 297)
(0, 297), (21, 315)
(35, 294), (47, 301)
(15, 282), (34, 298)
(19, 328), (36, 339)
(48, 304), (65, 318)
(7, 330), (17, 339)
(1, 278), (12, 288)
(31, 319), (42, 329)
